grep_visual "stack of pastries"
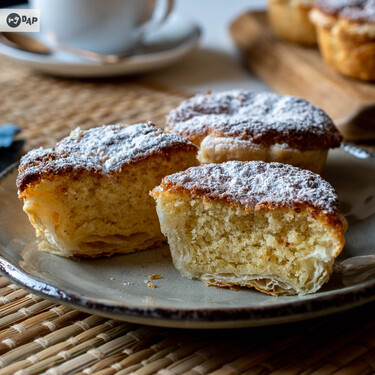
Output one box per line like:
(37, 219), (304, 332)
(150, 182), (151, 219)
(18, 91), (347, 296)
(310, 0), (375, 81)
(268, 0), (375, 81)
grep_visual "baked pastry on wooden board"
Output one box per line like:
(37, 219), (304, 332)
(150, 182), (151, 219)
(310, 0), (375, 81)
(151, 161), (347, 296)
(17, 122), (198, 258)
(268, 0), (317, 44)
(229, 12), (375, 142)
(166, 90), (342, 173)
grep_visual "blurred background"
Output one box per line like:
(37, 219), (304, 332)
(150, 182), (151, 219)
(0, 0), (267, 92)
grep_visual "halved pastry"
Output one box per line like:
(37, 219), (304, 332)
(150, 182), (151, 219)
(166, 90), (342, 174)
(151, 161), (347, 296)
(17, 122), (198, 258)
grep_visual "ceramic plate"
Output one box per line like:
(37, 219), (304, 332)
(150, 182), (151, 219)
(1, 145), (375, 329)
(0, 10), (200, 78)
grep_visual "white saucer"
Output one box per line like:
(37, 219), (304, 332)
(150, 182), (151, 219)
(0, 11), (201, 78)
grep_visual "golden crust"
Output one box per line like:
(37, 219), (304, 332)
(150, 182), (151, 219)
(166, 91), (342, 151)
(151, 161), (347, 244)
(311, 4), (375, 81)
(318, 28), (375, 81)
(42, 240), (166, 259)
(268, 0), (317, 45)
(153, 161), (340, 211)
(18, 144), (197, 199)
(17, 123), (198, 198)
(205, 279), (284, 297)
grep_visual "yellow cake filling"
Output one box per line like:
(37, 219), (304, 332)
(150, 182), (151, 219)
(153, 190), (345, 295)
(23, 152), (198, 257)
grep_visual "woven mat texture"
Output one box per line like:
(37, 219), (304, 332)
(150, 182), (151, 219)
(1, 56), (375, 375)
(0, 275), (375, 375)
(0, 57), (188, 152)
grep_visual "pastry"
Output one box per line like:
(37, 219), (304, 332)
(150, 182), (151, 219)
(166, 90), (342, 174)
(310, 0), (375, 81)
(268, 0), (317, 44)
(17, 122), (198, 258)
(151, 161), (347, 296)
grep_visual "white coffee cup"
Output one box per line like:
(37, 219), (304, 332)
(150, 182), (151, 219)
(29, 0), (174, 55)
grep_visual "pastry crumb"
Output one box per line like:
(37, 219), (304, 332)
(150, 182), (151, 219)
(147, 282), (156, 288)
(149, 274), (163, 280)
(69, 127), (84, 141)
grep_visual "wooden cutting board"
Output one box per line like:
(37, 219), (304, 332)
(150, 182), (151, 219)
(230, 11), (375, 141)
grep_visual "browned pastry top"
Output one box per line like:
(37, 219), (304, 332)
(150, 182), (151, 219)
(315, 0), (375, 23)
(17, 122), (197, 195)
(166, 90), (342, 150)
(157, 161), (340, 215)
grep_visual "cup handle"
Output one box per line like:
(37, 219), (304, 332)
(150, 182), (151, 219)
(141, 0), (174, 36)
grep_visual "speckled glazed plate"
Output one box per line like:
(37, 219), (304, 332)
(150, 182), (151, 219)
(0, 145), (375, 329)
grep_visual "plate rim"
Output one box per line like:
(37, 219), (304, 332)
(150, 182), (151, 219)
(1, 144), (375, 327)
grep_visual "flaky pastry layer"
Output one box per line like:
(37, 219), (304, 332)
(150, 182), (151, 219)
(198, 136), (328, 173)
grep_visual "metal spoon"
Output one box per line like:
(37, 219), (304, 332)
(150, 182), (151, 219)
(0, 32), (131, 64)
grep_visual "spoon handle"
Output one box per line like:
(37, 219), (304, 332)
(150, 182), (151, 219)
(55, 44), (126, 64)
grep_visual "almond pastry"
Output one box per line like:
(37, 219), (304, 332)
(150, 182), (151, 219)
(166, 90), (342, 173)
(17, 122), (198, 258)
(310, 0), (375, 81)
(268, 0), (317, 45)
(151, 161), (347, 296)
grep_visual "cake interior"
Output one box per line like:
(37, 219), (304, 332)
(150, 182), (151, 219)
(154, 191), (344, 295)
(22, 151), (198, 257)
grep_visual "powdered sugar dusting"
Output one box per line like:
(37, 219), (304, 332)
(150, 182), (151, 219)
(167, 90), (342, 150)
(162, 161), (340, 214)
(315, 0), (375, 22)
(17, 123), (197, 191)
(54, 122), (194, 172)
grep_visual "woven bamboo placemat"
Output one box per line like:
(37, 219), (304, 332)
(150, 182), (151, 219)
(1, 55), (375, 374)
(0, 56), (189, 152)
(0, 275), (375, 375)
